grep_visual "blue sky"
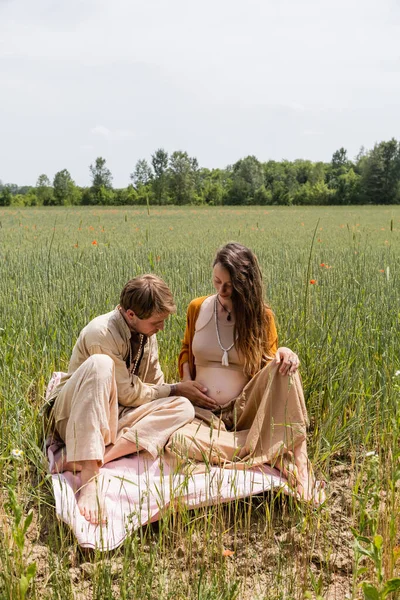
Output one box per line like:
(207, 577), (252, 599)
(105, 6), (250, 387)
(1, 0), (399, 187)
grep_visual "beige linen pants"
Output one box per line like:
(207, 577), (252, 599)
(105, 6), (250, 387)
(52, 354), (195, 463)
(167, 361), (308, 468)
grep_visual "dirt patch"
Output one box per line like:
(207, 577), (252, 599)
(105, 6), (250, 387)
(15, 465), (358, 599)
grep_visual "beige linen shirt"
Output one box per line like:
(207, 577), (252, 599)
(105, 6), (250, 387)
(46, 307), (172, 409)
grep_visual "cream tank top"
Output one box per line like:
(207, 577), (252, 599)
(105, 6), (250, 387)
(192, 304), (244, 372)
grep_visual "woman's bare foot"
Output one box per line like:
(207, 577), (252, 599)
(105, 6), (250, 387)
(277, 443), (326, 507)
(76, 461), (107, 525)
(51, 449), (82, 474)
(292, 440), (326, 506)
(295, 463), (326, 506)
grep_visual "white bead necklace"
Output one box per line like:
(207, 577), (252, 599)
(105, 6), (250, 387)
(129, 333), (144, 377)
(214, 295), (235, 367)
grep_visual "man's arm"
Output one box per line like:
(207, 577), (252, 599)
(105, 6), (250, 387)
(87, 341), (171, 407)
(143, 335), (165, 385)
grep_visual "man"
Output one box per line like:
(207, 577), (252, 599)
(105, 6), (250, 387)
(47, 275), (213, 525)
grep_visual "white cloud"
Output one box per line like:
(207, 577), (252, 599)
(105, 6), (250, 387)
(91, 125), (111, 138)
(283, 102), (306, 113)
(303, 130), (323, 137)
(90, 125), (135, 141)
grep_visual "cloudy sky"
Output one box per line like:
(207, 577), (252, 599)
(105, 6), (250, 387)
(1, 0), (399, 187)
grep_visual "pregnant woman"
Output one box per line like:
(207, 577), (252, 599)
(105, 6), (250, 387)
(168, 242), (325, 505)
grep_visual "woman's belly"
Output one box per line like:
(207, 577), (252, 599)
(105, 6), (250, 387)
(195, 366), (249, 406)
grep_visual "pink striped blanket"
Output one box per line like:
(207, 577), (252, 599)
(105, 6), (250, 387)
(47, 443), (289, 551)
(45, 372), (290, 551)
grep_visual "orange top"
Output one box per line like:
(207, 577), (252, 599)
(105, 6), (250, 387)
(178, 296), (278, 380)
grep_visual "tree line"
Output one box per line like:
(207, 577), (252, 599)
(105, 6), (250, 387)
(1, 139), (400, 207)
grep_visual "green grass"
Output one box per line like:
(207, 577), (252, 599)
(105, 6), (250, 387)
(0, 205), (399, 599)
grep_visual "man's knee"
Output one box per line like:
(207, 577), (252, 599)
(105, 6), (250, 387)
(85, 354), (114, 378)
(175, 396), (195, 423)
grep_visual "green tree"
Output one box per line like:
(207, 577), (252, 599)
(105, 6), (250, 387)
(262, 161), (291, 205)
(293, 181), (334, 205)
(53, 169), (79, 205)
(361, 139), (400, 204)
(89, 157), (114, 204)
(151, 148), (169, 204)
(114, 185), (140, 205)
(0, 185), (12, 206)
(293, 159), (314, 185)
(36, 174), (54, 206)
(226, 156), (264, 205)
(331, 148), (350, 176)
(309, 162), (327, 186)
(82, 185), (115, 205)
(254, 185), (273, 205)
(130, 160), (154, 205)
(89, 157), (113, 189)
(130, 159), (153, 187)
(336, 168), (361, 204)
(198, 168), (229, 205)
(168, 151), (196, 205)
(327, 148), (356, 203)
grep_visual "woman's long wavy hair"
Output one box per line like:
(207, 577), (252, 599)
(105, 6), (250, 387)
(213, 242), (274, 377)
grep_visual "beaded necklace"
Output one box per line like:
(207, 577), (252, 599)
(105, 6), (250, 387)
(129, 333), (144, 377)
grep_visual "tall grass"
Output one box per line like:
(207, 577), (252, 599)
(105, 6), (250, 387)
(0, 205), (399, 599)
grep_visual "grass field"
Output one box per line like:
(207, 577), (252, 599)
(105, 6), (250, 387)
(0, 205), (399, 600)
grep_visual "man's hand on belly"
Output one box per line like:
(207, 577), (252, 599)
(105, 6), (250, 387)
(176, 381), (219, 410)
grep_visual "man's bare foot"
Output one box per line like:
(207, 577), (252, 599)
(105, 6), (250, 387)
(76, 461), (107, 525)
(51, 449), (82, 474)
(103, 438), (139, 465)
(77, 479), (107, 525)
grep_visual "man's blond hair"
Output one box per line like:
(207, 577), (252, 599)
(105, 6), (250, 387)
(120, 275), (176, 319)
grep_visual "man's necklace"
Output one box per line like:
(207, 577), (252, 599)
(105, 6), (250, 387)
(129, 334), (144, 375)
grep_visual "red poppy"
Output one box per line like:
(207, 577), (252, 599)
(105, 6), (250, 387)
(320, 263), (325, 267)
(92, 240), (98, 246)
(309, 279), (317, 284)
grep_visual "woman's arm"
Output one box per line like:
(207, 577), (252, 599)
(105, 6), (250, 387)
(181, 361), (192, 382)
(178, 302), (194, 379)
(178, 297), (206, 380)
(266, 309), (299, 376)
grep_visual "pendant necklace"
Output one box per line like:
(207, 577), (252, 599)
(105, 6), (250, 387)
(216, 294), (232, 321)
(214, 296), (235, 367)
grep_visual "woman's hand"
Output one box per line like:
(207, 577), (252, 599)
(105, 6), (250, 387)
(274, 347), (300, 376)
(176, 381), (219, 410)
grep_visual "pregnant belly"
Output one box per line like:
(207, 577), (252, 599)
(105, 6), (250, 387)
(195, 366), (249, 406)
